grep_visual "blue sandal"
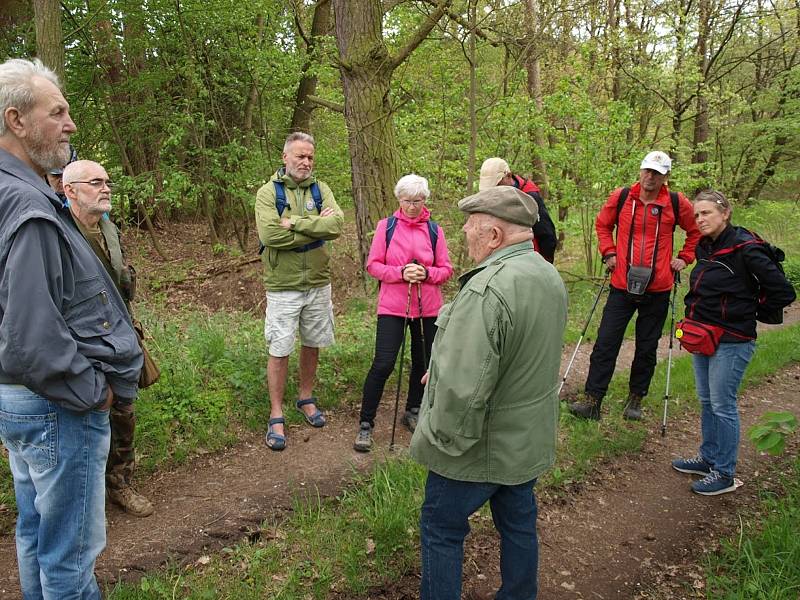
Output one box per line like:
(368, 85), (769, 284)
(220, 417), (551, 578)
(296, 398), (326, 428)
(266, 417), (286, 451)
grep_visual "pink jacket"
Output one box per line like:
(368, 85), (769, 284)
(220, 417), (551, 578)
(366, 207), (453, 318)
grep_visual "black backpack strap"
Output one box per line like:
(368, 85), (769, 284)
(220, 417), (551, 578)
(310, 182), (323, 212)
(669, 191), (679, 232)
(428, 220), (438, 266)
(615, 187), (630, 225)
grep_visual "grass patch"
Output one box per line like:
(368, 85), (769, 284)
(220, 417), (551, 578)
(108, 458), (427, 599)
(705, 457), (800, 599)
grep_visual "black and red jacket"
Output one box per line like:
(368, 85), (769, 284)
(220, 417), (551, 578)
(684, 225), (796, 342)
(508, 174), (557, 263)
(596, 182), (700, 293)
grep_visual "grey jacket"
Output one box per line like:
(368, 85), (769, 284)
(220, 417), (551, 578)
(0, 149), (142, 411)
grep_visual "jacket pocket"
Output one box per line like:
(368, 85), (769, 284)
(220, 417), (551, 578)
(64, 276), (126, 351)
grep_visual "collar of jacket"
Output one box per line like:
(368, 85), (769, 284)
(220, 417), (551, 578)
(700, 223), (737, 253)
(0, 148), (64, 210)
(459, 241), (533, 288)
(393, 205), (431, 224)
(276, 167), (316, 189)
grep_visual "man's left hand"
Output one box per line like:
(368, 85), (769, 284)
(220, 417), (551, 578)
(280, 218), (292, 229)
(670, 258), (687, 272)
(320, 207), (335, 217)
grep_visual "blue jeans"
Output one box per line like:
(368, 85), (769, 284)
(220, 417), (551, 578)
(692, 341), (755, 479)
(0, 385), (110, 600)
(420, 471), (538, 600)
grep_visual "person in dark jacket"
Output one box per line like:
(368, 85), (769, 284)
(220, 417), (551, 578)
(0, 58), (142, 599)
(63, 159), (154, 517)
(569, 151), (701, 420)
(479, 157), (558, 262)
(672, 190), (795, 495)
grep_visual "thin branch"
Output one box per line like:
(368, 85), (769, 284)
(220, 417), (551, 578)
(389, 0), (451, 71)
(306, 94), (345, 113)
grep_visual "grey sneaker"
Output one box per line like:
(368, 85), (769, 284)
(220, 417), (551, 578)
(672, 455), (712, 475)
(353, 422), (373, 453)
(401, 408), (419, 432)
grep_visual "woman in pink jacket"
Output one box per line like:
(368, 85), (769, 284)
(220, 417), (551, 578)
(354, 174), (454, 452)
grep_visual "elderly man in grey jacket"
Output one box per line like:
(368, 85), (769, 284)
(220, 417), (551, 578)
(0, 58), (142, 600)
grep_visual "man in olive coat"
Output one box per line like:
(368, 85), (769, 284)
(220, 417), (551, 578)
(411, 186), (568, 600)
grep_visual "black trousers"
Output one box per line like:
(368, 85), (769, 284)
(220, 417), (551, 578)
(585, 286), (671, 399)
(359, 315), (437, 426)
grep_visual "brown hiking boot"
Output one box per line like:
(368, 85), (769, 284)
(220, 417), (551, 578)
(568, 392), (603, 420)
(622, 392), (643, 421)
(108, 485), (154, 517)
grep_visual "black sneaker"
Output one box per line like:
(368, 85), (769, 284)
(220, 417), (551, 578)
(691, 470), (736, 496)
(353, 422), (373, 452)
(672, 455), (712, 476)
(401, 408), (419, 433)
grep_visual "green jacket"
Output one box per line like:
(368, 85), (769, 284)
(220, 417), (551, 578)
(410, 242), (568, 485)
(75, 216), (135, 315)
(255, 170), (344, 291)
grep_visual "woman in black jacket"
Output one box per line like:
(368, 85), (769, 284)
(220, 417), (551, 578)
(672, 190), (795, 496)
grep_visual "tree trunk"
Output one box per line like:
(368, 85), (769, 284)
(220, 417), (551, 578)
(524, 0), (550, 199)
(32, 0), (64, 83)
(691, 0), (710, 173)
(332, 0), (450, 269)
(290, 0), (333, 133)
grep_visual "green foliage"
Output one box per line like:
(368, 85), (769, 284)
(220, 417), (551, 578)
(748, 412), (798, 456)
(705, 458), (800, 599)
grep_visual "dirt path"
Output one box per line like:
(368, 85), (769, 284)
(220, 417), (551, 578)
(0, 307), (797, 598)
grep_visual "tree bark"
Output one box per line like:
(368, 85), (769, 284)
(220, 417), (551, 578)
(524, 0), (550, 198)
(290, 0), (333, 133)
(332, 0), (450, 269)
(691, 0), (711, 172)
(32, 0), (64, 84)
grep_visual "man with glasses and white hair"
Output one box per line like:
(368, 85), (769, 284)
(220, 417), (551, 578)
(63, 159), (154, 518)
(255, 131), (344, 451)
(0, 58), (142, 599)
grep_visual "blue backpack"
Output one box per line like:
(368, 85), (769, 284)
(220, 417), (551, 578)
(258, 177), (324, 255)
(385, 215), (438, 265)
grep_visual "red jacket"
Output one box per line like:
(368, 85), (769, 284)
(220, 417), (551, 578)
(596, 183), (700, 293)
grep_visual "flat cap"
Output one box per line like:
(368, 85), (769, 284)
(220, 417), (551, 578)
(458, 185), (539, 227)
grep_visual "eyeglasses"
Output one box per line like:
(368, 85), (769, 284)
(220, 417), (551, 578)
(400, 198), (425, 206)
(68, 179), (115, 189)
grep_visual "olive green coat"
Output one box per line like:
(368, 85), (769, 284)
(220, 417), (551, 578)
(410, 242), (568, 485)
(255, 170), (344, 291)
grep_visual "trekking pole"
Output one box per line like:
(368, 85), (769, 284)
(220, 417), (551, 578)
(662, 271), (681, 437)
(390, 280), (414, 451)
(412, 260), (429, 367)
(558, 270), (609, 395)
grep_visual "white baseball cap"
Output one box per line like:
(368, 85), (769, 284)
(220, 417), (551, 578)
(640, 151), (672, 175)
(479, 157), (510, 191)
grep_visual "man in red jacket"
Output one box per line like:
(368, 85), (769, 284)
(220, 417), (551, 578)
(569, 151), (700, 420)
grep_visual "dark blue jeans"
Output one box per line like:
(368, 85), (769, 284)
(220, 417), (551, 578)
(420, 471), (539, 600)
(585, 286), (671, 398)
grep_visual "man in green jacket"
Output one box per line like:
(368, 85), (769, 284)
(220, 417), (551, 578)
(255, 132), (344, 451)
(62, 159), (154, 518)
(410, 186), (567, 600)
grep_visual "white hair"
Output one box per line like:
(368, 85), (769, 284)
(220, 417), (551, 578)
(283, 131), (315, 151)
(0, 58), (61, 136)
(394, 173), (430, 201)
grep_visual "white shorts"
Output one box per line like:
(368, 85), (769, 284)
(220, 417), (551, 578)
(264, 284), (335, 357)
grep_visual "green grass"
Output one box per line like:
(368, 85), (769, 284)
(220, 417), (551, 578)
(705, 457), (800, 599)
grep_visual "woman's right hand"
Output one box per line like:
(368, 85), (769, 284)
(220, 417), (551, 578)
(402, 263), (426, 283)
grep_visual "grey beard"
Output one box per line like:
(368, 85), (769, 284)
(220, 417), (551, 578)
(25, 139), (70, 173)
